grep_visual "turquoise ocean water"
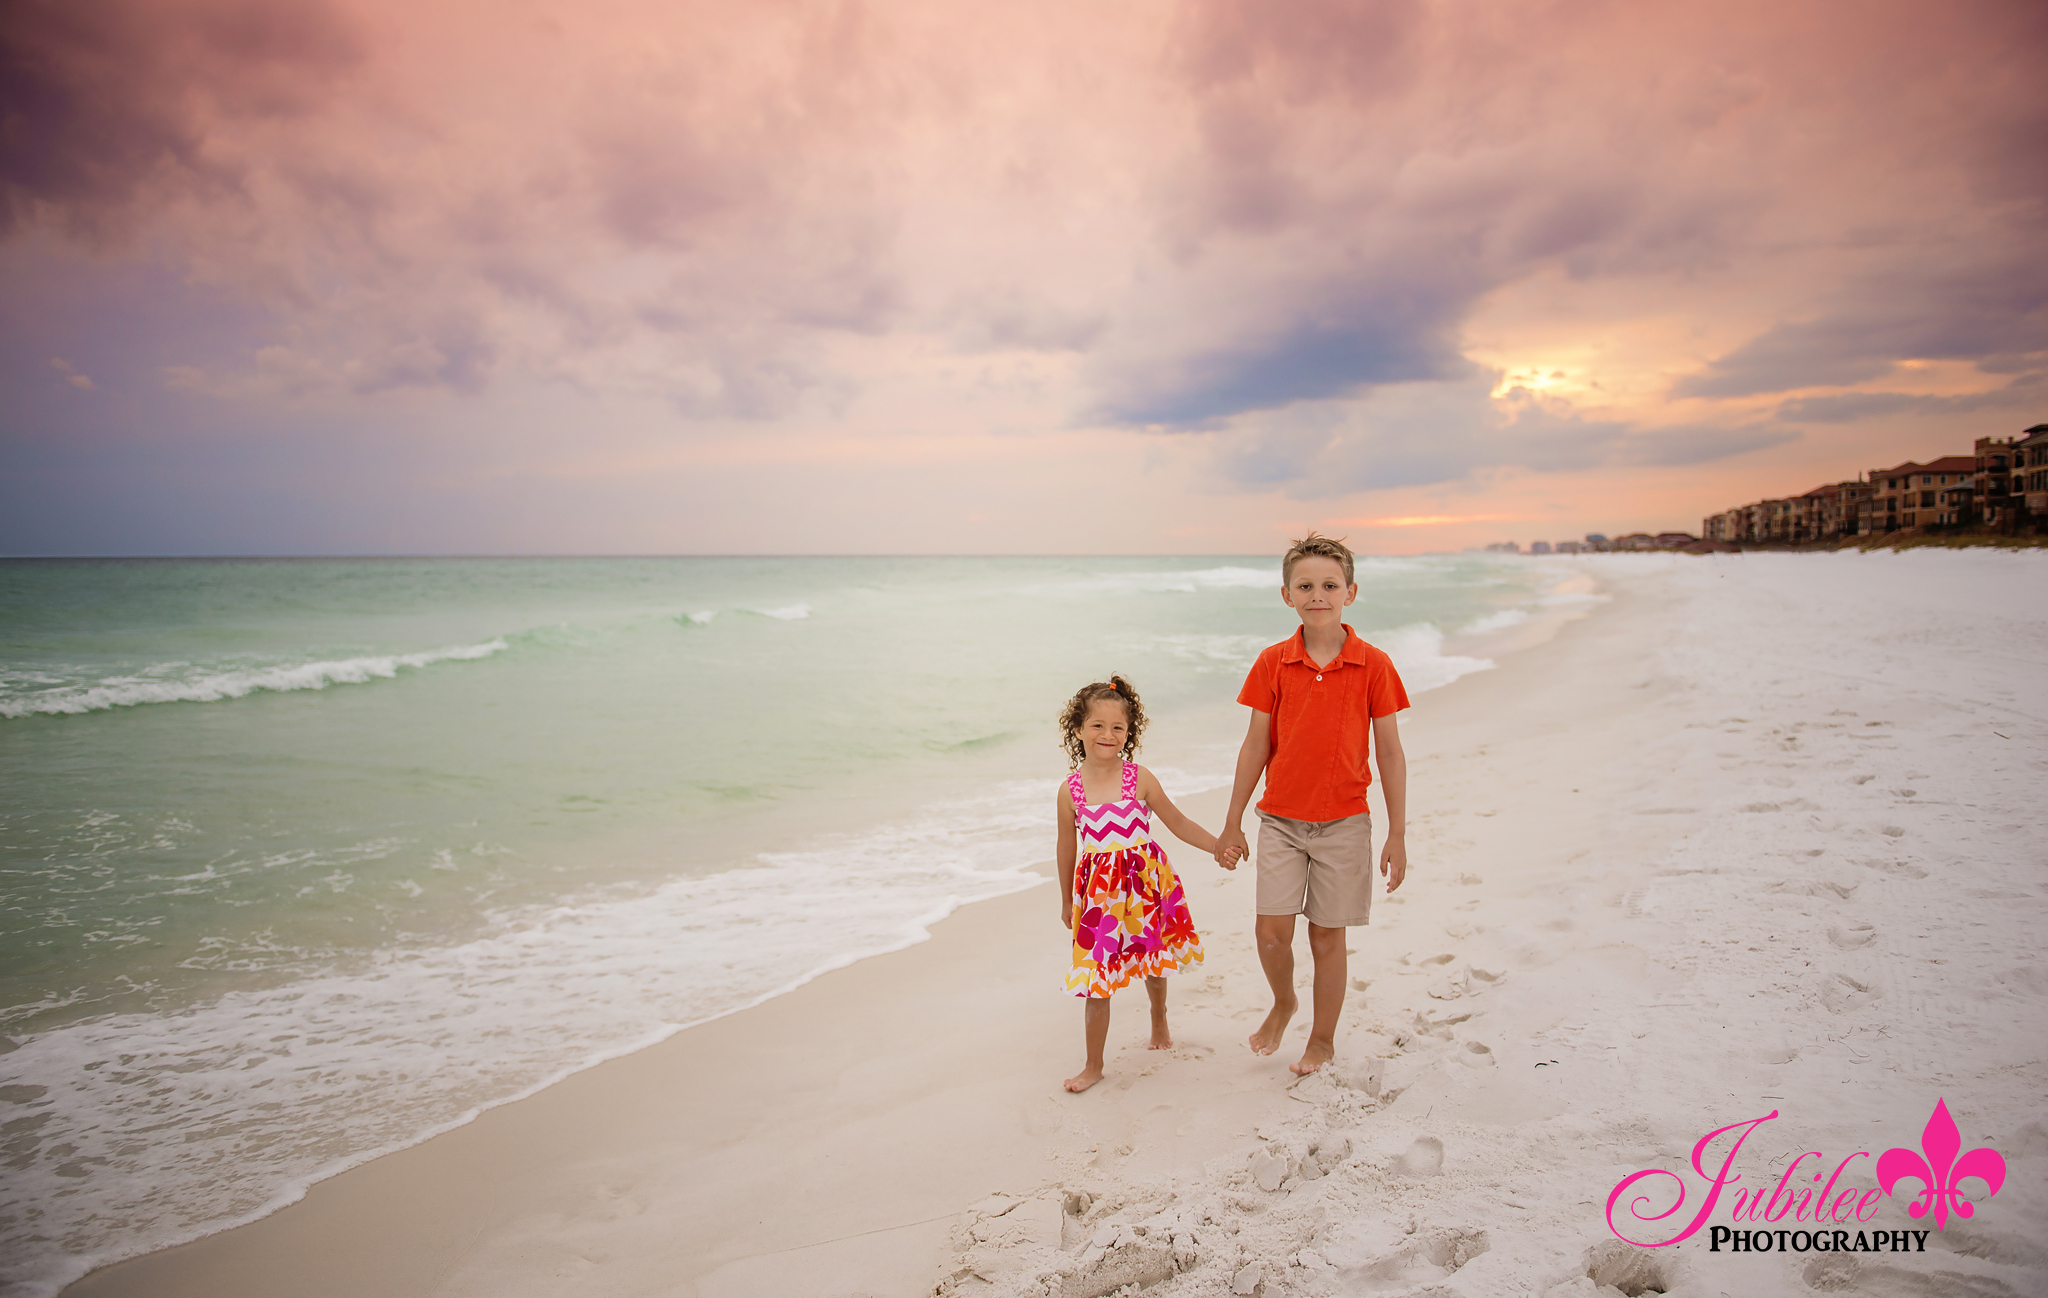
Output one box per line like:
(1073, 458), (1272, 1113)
(0, 554), (1586, 1293)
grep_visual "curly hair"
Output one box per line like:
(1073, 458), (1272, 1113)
(1057, 675), (1146, 768)
(1283, 530), (1355, 585)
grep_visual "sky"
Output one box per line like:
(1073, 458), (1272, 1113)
(3, 0), (2044, 555)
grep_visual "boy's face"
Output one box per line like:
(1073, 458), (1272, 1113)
(1281, 556), (1357, 628)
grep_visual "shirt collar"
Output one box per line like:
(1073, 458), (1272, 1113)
(1280, 624), (1366, 667)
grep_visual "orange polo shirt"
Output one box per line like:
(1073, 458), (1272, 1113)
(1237, 625), (1409, 823)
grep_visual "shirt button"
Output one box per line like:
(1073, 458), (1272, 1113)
(1315, 674), (1323, 681)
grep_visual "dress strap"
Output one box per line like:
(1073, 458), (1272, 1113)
(1068, 769), (1089, 809)
(1120, 762), (1138, 799)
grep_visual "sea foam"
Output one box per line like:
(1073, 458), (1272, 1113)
(0, 781), (1048, 1297)
(0, 640), (510, 719)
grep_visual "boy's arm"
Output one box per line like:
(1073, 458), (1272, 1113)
(1132, 767), (1221, 858)
(1055, 786), (1080, 927)
(1215, 708), (1271, 869)
(1373, 712), (1407, 892)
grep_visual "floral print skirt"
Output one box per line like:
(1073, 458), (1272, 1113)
(1067, 841), (1203, 998)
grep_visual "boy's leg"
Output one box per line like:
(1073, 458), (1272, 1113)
(1294, 813), (1374, 1075)
(1146, 975), (1171, 1049)
(1250, 913), (1298, 1055)
(1251, 812), (1312, 1055)
(1066, 996), (1111, 1092)
(1295, 923), (1347, 1075)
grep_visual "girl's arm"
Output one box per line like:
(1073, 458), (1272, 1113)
(1055, 783), (1080, 928)
(1132, 766), (1223, 858)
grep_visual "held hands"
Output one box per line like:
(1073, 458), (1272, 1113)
(1214, 826), (1248, 871)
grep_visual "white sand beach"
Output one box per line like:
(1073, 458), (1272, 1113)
(64, 551), (2048, 1298)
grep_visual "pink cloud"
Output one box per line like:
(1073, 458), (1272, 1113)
(1, 0), (2042, 552)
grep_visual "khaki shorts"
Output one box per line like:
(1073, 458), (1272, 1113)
(1255, 810), (1374, 928)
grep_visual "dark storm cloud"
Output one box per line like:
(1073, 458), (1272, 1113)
(1097, 278), (1474, 428)
(1675, 255), (2048, 400)
(1772, 371), (2047, 424)
(1088, 0), (2048, 431)
(1210, 379), (1795, 498)
(0, 0), (367, 238)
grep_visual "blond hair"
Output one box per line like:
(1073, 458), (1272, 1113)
(1282, 531), (1355, 585)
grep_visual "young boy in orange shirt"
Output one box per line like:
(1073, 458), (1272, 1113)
(1215, 532), (1410, 1076)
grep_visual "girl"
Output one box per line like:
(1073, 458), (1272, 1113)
(1056, 675), (1235, 1093)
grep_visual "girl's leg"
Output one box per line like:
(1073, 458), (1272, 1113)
(1065, 996), (1111, 1092)
(1146, 975), (1172, 1049)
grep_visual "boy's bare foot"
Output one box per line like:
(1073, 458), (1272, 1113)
(1248, 995), (1297, 1055)
(1064, 1064), (1104, 1092)
(1149, 1021), (1173, 1050)
(1290, 1040), (1335, 1076)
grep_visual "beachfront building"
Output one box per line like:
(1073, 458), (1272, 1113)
(1823, 480), (1872, 538)
(1701, 510), (1741, 543)
(1973, 436), (2019, 529)
(1739, 500), (1793, 543)
(1529, 541), (1553, 554)
(1787, 481), (1866, 542)
(1866, 456), (1976, 532)
(1788, 489), (1823, 541)
(2019, 425), (2048, 518)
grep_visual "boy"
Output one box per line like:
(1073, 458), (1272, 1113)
(1215, 532), (1409, 1076)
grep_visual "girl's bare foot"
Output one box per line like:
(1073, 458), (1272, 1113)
(1290, 1039), (1335, 1076)
(1149, 1020), (1173, 1050)
(1248, 995), (1296, 1055)
(1064, 1064), (1104, 1092)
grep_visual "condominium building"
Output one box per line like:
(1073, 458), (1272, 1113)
(1973, 435), (2020, 528)
(1864, 456), (1976, 533)
(2018, 424), (2048, 516)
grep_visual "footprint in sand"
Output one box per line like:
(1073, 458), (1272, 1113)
(1827, 924), (1876, 949)
(1820, 973), (1881, 1014)
(1394, 1136), (1444, 1177)
(1574, 1241), (1671, 1298)
(1339, 1228), (1489, 1291)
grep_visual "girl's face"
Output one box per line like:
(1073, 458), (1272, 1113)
(1076, 699), (1130, 763)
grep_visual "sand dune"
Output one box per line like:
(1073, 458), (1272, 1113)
(66, 552), (2048, 1298)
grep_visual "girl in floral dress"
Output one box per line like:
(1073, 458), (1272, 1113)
(1055, 676), (1239, 1092)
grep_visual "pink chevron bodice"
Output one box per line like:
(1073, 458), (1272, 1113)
(1068, 763), (1154, 853)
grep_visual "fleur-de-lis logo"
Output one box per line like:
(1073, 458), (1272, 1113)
(1876, 1098), (2007, 1230)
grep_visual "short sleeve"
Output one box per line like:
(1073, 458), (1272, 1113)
(1366, 653), (1410, 718)
(1237, 647), (1279, 713)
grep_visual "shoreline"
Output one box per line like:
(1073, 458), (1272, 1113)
(26, 564), (1571, 1298)
(66, 552), (2047, 1296)
(56, 566), (1618, 1297)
